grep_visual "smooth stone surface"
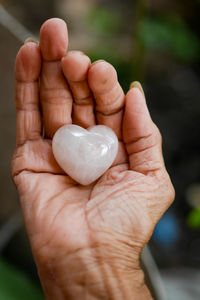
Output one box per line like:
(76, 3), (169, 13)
(52, 124), (118, 185)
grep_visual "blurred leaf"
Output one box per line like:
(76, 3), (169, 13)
(85, 5), (121, 35)
(187, 208), (200, 229)
(0, 258), (44, 300)
(139, 16), (200, 62)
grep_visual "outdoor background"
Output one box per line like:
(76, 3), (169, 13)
(0, 0), (200, 299)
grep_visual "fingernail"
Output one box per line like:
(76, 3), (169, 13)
(91, 59), (106, 67)
(130, 81), (145, 96)
(62, 51), (85, 58)
(24, 37), (38, 44)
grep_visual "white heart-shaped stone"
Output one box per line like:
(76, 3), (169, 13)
(52, 124), (118, 185)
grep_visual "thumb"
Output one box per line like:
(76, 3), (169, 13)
(123, 82), (164, 175)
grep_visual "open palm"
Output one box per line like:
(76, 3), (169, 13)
(12, 19), (174, 299)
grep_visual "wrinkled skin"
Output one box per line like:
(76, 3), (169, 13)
(11, 18), (174, 299)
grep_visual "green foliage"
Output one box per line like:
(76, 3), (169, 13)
(85, 5), (121, 35)
(187, 208), (200, 230)
(0, 258), (44, 300)
(139, 15), (200, 62)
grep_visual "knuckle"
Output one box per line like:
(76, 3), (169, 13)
(168, 181), (175, 205)
(153, 123), (162, 144)
(150, 174), (175, 223)
(162, 173), (175, 207)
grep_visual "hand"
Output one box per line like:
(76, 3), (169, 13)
(12, 18), (174, 299)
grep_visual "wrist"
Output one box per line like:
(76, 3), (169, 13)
(37, 246), (153, 300)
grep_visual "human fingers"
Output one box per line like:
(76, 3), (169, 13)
(39, 18), (72, 138)
(88, 60), (125, 139)
(61, 51), (96, 128)
(123, 83), (164, 175)
(14, 41), (42, 146)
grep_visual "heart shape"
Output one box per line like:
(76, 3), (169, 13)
(52, 125), (118, 185)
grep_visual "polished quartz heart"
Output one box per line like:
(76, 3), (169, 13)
(52, 124), (118, 185)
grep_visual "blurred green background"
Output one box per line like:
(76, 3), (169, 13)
(0, 0), (200, 299)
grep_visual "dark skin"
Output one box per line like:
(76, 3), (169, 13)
(12, 18), (174, 299)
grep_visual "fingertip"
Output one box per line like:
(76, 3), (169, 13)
(129, 81), (145, 96)
(123, 87), (151, 144)
(15, 42), (42, 82)
(40, 18), (68, 61)
(61, 51), (91, 81)
(88, 60), (118, 93)
(126, 86), (146, 108)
